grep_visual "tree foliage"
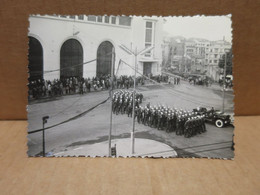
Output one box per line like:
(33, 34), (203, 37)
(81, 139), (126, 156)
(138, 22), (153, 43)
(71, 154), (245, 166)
(218, 49), (233, 75)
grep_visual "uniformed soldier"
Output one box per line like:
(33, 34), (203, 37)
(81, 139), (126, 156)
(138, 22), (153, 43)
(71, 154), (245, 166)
(127, 101), (133, 117)
(157, 111), (162, 130)
(137, 106), (143, 123)
(184, 118), (191, 138)
(201, 115), (206, 132)
(166, 114), (172, 132)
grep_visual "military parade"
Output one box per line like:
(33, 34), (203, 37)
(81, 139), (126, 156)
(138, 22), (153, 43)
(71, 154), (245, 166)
(27, 15), (234, 158)
(112, 90), (206, 138)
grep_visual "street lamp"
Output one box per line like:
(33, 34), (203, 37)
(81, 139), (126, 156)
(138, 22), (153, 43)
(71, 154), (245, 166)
(119, 44), (154, 154)
(222, 48), (229, 113)
(108, 47), (116, 157)
(42, 116), (49, 157)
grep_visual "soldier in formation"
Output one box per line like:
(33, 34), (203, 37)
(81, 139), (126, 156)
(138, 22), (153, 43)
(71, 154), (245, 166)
(112, 90), (143, 117)
(183, 116), (207, 138)
(113, 94), (207, 138)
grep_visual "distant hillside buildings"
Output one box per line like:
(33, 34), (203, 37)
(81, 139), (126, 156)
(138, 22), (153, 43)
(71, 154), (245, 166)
(162, 36), (232, 81)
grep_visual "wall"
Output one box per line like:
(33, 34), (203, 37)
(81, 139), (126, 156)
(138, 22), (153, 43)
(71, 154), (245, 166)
(29, 15), (163, 80)
(29, 16), (134, 80)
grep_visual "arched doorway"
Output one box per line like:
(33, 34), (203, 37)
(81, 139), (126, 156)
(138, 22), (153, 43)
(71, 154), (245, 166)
(96, 41), (114, 77)
(28, 36), (43, 81)
(60, 39), (83, 79)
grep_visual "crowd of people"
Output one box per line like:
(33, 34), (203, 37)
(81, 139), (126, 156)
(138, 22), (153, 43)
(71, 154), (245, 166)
(112, 90), (206, 138)
(28, 75), (138, 99)
(169, 77), (181, 85)
(28, 74), (171, 100)
(149, 75), (169, 83)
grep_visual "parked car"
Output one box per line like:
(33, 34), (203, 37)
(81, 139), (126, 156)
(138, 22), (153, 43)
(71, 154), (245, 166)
(193, 107), (231, 128)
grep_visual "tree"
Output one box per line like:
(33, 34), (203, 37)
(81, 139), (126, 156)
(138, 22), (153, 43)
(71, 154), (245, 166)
(218, 49), (233, 75)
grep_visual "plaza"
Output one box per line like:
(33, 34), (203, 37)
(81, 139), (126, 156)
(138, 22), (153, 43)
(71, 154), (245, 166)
(27, 80), (234, 158)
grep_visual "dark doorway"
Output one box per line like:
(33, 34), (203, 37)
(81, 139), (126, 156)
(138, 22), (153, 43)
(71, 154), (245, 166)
(60, 39), (83, 79)
(96, 41), (114, 77)
(143, 62), (152, 76)
(28, 36), (43, 81)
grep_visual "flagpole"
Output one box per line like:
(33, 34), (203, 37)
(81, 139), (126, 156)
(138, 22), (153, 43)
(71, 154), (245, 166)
(108, 47), (115, 156)
(131, 47), (137, 154)
(222, 51), (227, 113)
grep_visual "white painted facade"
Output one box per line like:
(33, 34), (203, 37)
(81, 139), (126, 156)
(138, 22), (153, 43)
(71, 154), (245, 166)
(28, 15), (163, 80)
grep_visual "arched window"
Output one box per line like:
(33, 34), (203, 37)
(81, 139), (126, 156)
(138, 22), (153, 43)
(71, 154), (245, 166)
(60, 39), (83, 79)
(96, 41), (114, 77)
(28, 36), (43, 81)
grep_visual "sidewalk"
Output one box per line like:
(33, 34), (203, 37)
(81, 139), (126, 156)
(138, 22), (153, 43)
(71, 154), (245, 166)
(53, 138), (177, 158)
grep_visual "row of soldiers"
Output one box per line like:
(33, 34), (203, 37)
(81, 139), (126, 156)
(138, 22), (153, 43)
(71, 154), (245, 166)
(112, 90), (206, 138)
(112, 90), (143, 116)
(134, 105), (206, 138)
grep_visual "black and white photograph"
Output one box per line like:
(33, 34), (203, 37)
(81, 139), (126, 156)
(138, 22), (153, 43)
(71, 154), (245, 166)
(27, 15), (234, 158)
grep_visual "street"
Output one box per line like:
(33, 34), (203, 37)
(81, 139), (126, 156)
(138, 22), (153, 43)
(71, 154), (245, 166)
(27, 80), (234, 158)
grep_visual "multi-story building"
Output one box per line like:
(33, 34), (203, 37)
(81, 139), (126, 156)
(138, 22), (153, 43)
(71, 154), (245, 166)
(184, 39), (210, 74)
(162, 36), (188, 72)
(28, 15), (163, 81)
(206, 40), (232, 81)
(181, 38), (232, 80)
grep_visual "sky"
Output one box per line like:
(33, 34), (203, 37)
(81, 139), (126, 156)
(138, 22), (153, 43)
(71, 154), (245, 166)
(163, 15), (232, 42)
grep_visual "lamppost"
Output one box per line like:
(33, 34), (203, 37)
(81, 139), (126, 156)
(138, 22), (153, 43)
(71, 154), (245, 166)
(222, 49), (229, 113)
(119, 44), (154, 154)
(108, 47), (115, 157)
(42, 116), (49, 157)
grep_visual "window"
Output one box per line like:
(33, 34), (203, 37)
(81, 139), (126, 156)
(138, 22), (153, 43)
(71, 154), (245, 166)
(104, 16), (109, 23)
(209, 60), (212, 63)
(145, 43), (152, 48)
(60, 15), (67, 18)
(88, 15), (96, 22)
(214, 54), (218, 58)
(111, 16), (116, 24)
(69, 15), (75, 19)
(146, 21), (153, 28)
(214, 60), (218, 63)
(78, 15), (84, 20)
(214, 48), (218, 52)
(97, 16), (102, 22)
(145, 28), (152, 42)
(119, 16), (131, 26)
(144, 21), (154, 57)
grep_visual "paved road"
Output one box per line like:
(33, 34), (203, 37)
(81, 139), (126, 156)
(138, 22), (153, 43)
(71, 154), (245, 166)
(27, 82), (234, 158)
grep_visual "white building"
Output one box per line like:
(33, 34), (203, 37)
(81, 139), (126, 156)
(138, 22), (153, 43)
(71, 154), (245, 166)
(28, 15), (163, 81)
(206, 40), (232, 81)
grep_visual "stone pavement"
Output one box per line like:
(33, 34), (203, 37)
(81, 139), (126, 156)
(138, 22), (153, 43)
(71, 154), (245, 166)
(53, 138), (177, 158)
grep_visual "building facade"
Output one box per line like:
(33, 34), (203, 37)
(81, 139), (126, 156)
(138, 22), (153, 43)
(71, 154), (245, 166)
(165, 37), (232, 81)
(28, 15), (163, 81)
(205, 40), (232, 81)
